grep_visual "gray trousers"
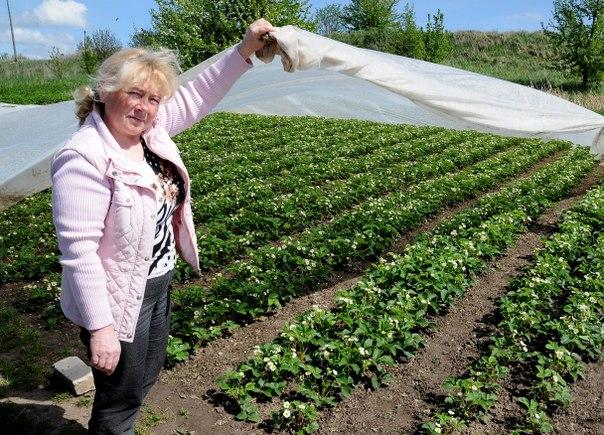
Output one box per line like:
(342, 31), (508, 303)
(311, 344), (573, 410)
(80, 269), (175, 435)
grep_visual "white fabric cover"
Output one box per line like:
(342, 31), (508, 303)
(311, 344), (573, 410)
(257, 26), (604, 151)
(1, 26), (603, 210)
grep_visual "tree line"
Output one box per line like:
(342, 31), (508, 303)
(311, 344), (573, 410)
(132, 0), (604, 89)
(23, 0), (603, 89)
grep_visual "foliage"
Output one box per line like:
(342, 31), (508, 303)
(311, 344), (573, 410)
(77, 28), (122, 74)
(90, 28), (123, 61)
(130, 27), (157, 48)
(340, 0), (401, 31)
(131, 0), (315, 69)
(424, 9), (451, 62)
(217, 147), (595, 432)
(314, 3), (346, 35)
(330, 27), (403, 54)
(78, 33), (99, 75)
(398, 3), (425, 59)
(543, 0), (604, 88)
(332, 3), (451, 62)
(47, 47), (69, 79)
(169, 128), (571, 362)
(424, 178), (604, 433)
(0, 191), (59, 283)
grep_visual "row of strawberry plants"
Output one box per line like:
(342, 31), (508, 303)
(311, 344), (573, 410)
(191, 128), (459, 222)
(187, 128), (420, 198)
(423, 179), (604, 434)
(179, 115), (430, 195)
(0, 191), (57, 283)
(194, 133), (519, 269)
(168, 138), (569, 359)
(214, 147), (595, 433)
(178, 113), (413, 155)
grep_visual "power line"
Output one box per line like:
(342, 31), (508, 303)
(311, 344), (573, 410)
(6, 0), (17, 61)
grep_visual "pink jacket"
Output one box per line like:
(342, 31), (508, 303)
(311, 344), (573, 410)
(52, 47), (251, 342)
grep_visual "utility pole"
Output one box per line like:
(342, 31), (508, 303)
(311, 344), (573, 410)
(6, 0), (17, 61)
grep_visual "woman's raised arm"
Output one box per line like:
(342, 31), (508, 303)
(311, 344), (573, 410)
(157, 18), (276, 137)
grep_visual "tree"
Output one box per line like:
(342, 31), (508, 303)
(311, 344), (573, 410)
(77, 29), (122, 74)
(78, 33), (98, 74)
(543, 0), (604, 88)
(424, 9), (451, 62)
(131, 0), (315, 69)
(130, 27), (157, 47)
(48, 46), (68, 78)
(314, 3), (346, 36)
(341, 0), (401, 31)
(396, 3), (424, 58)
(91, 29), (122, 61)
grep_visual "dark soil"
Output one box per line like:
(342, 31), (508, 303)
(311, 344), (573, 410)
(2, 156), (603, 435)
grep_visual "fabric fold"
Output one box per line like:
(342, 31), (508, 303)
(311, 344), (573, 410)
(256, 25), (604, 155)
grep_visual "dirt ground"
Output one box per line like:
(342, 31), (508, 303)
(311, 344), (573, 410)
(1, 163), (603, 434)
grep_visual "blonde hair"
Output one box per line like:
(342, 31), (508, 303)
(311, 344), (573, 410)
(73, 47), (181, 125)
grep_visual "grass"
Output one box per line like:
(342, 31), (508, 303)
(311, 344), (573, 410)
(0, 76), (89, 104)
(0, 55), (88, 104)
(0, 302), (49, 394)
(134, 406), (174, 435)
(75, 394), (93, 408)
(52, 391), (73, 403)
(444, 31), (569, 88)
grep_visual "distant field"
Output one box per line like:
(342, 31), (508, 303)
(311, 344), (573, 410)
(0, 31), (602, 114)
(0, 56), (87, 104)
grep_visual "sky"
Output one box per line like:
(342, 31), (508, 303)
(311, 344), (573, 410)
(1, 0), (557, 59)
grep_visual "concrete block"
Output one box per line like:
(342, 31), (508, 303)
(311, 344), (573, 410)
(53, 356), (95, 395)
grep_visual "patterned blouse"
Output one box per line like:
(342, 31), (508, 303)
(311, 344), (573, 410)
(140, 139), (185, 278)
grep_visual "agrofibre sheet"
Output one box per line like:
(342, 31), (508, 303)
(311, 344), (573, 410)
(1, 26), (603, 210)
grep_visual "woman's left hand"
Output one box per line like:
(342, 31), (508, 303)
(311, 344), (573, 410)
(237, 18), (277, 60)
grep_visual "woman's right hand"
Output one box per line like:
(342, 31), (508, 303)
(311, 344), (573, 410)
(237, 18), (277, 60)
(89, 325), (121, 375)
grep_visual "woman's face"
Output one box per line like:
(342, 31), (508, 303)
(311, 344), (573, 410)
(101, 79), (162, 147)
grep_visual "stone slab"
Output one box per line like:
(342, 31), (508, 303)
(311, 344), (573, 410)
(53, 356), (95, 396)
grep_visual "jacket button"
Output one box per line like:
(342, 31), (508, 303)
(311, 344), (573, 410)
(137, 295), (142, 300)
(112, 171), (117, 176)
(127, 333), (132, 338)
(144, 256), (150, 261)
(126, 198), (131, 203)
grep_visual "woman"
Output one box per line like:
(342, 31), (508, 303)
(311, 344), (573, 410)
(51, 19), (275, 434)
